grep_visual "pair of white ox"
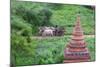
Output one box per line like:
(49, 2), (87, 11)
(39, 27), (55, 36)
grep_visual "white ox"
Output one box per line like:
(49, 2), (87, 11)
(39, 27), (55, 36)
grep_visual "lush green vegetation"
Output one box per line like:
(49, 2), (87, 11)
(12, 36), (95, 66)
(11, 0), (95, 66)
(11, 0), (95, 35)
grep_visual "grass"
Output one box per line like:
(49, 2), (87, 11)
(85, 37), (95, 61)
(15, 36), (95, 66)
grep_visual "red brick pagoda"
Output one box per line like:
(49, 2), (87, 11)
(64, 15), (90, 63)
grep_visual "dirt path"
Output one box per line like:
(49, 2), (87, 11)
(32, 35), (95, 39)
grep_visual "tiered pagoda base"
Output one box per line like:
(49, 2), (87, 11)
(63, 48), (90, 63)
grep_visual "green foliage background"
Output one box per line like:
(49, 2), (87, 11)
(11, 0), (95, 66)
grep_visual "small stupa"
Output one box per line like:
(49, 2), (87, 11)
(63, 14), (90, 63)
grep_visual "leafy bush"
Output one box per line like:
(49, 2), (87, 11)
(11, 32), (38, 66)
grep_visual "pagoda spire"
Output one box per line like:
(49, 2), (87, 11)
(73, 14), (83, 36)
(63, 15), (90, 63)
